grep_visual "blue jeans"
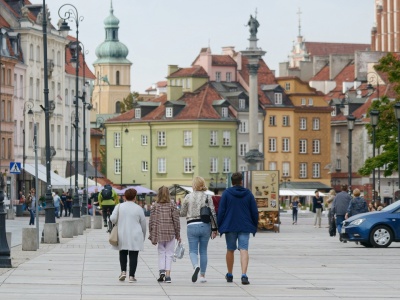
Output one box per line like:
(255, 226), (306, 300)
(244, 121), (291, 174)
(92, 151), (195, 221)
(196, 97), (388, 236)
(187, 223), (211, 275)
(336, 215), (345, 234)
(29, 209), (35, 225)
(55, 206), (60, 218)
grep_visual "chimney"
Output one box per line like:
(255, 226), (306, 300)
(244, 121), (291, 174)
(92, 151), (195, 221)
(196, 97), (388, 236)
(168, 65), (179, 76)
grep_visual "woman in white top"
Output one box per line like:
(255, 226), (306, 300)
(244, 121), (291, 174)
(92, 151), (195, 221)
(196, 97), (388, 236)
(110, 188), (146, 283)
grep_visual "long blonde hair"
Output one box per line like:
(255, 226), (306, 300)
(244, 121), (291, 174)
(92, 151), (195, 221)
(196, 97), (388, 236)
(329, 189), (336, 196)
(157, 186), (171, 203)
(192, 176), (207, 192)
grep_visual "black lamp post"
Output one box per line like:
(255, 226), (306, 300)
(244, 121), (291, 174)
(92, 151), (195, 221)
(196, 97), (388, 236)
(370, 110), (380, 203)
(23, 101), (34, 197)
(97, 117), (105, 182)
(347, 114), (356, 194)
(281, 177), (291, 188)
(58, 4), (84, 218)
(394, 103), (400, 193)
(121, 127), (129, 188)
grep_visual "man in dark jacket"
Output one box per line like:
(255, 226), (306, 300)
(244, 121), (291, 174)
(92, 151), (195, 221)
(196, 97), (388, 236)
(332, 184), (352, 242)
(217, 172), (258, 285)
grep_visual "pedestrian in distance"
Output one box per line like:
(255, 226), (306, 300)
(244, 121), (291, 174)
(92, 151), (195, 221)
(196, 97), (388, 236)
(345, 188), (368, 219)
(327, 189), (336, 237)
(211, 188), (221, 216)
(180, 176), (218, 283)
(312, 190), (323, 228)
(66, 191), (73, 216)
(60, 191), (68, 217)
(217, 172), (258, 285)
(27, 188), (36, 226)
(110, 188), (147, 283)
(332, 184), (352, 242)
(53, 191), (62, 218)
(289, 196), (300, 225)
(148, 186), (181, 283)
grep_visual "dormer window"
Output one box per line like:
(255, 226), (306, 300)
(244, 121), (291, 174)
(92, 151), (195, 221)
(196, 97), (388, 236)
(135, 108), (141, 119)
(226, 72), (231, 82)
(166, 107), (173, 118)
(274, 93), (282, 104)
(221, 107), (228, 118)
(239, 99), (245, 109)
(301, 98), (306, 106)
(331, 106), (336, 116)
(216, 72), (221, 82)
(308, 98), (313, 106)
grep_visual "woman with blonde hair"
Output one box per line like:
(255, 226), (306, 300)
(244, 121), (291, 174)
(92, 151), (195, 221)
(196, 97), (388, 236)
(327, 189), (336, 237)
(180, 176), (217, 283)
(148, 186), (181, 283)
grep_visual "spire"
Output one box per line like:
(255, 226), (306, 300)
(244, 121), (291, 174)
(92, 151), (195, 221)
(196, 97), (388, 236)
(297, 7), (302, 37)
(110, 0), (114, 14)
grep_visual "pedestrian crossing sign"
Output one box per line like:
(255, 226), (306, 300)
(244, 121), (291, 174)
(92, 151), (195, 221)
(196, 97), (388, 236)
(10, 162), (22, 174)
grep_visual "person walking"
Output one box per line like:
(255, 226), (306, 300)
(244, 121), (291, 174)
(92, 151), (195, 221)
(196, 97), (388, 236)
(289, 196), (300, 225)
(345, 189), (368, 219)
(110, 188), (146, 283)
(327, 189), (336, 237)
(66, 191), (73, 216)
(312, 190), (323, 228)
(27, 188), (36, 226)
(211, 188), (221, 216)
(148, 186), (181, 283)
(332, 184), (352, 242)
(60, 191), (68, 217)
(53, 191), (62, 218)
(217, 172), (258, 285)
(180, 176), (217, 283)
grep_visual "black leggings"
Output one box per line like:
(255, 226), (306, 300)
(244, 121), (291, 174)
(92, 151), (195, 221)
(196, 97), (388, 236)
(119, 250), (139, 277)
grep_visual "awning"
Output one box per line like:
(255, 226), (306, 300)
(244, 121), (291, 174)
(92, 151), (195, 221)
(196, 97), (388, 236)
(291, 189), (325, 196)
(23, 163), (70, 188)
(169, 185), (214, 196)
(279, 189), (299, 196)
(119, 186), (156, 195)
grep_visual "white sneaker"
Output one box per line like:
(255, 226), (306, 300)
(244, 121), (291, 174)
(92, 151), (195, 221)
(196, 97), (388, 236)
(199, 277), (207, 283)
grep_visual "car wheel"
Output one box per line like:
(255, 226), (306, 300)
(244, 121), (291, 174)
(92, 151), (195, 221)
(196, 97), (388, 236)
(360, 242), (373, 248)
(369, 225), (393, 248)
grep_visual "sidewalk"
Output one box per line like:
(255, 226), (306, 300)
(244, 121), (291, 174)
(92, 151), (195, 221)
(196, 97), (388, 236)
(0, 213), (399, 299)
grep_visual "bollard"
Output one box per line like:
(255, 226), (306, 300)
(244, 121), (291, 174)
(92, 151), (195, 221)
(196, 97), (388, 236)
(22, 228), (38, 251)
(93, 215), (103, 229)
(42, 223), (59, 244)
(61, 219), (75, 238)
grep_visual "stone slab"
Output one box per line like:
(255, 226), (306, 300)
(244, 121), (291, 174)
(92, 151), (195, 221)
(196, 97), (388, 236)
(93, 216), (102, 229)
(61, 219), (76, 238)
(22, 228), (38, 251)
(42, 223), (59, 244)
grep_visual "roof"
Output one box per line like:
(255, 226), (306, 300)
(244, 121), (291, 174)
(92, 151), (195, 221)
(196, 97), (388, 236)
(0, 14), (10, 28)
(65, 37), (96, 79)
(211, 55), (237, 66)
(311, 64), (330, 81)
(168, 66), (209, 78)
(304, 42), (370, 57)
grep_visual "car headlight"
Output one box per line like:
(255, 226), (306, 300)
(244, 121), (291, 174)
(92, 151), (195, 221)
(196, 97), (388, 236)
(349, 219), (365, 226)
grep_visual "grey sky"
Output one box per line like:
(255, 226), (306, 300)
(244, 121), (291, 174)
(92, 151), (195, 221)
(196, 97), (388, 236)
(47, 0), (375, 93)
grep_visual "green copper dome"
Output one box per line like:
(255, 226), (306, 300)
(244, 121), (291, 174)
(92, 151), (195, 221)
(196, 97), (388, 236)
(94, 1), (131, 65)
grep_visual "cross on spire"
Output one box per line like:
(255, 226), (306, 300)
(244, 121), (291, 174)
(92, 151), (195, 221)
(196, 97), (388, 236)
(297, 7), (302, 37)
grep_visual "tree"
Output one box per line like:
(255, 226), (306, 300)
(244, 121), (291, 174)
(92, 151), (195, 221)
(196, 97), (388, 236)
(120, 91), (143, 113)
(358, 52), (400, 177)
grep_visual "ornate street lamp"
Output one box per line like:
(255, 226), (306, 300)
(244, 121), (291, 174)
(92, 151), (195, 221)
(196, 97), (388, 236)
(23, 101), (34, 198)
(394, 102), (400, 193)
(370, 109), (379, 203)
(347, 114), (356, 194)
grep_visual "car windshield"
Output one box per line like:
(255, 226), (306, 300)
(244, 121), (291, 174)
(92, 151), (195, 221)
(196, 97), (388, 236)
(381, 200), (400, 212)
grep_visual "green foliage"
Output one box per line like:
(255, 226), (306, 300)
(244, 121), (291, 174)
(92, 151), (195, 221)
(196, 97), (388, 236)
(120, 92), (143, 113)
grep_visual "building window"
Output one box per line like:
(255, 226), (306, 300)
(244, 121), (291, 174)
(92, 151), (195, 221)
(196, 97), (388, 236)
(114, 132), (121, 147)
(312, 118), (320, 130)
(299, 163), (307, 178)
(141, 161), (148, 171)
(258, 120), (263, 133)
(269, 162), (277, 170)
(239, 165), (247, 171)
(183, 130), (192, 146)
(65, 88), (69, 104)
(299, 139), (307, 154)
(239, 99), (245, 109)
(115, 101), (121, 113)
(312, 140), (320, 154)
(301, 98), (306, 105)
(222, 130), (231, 146)
(221, 107), (228, 117)
(116, 71), (120, 85)
(157, 131), (166, 146)
(268, 138), (277, 152)
(141, 135), (148, 145)
(216, 72), (221, 82)
(300, 118), (307, 130)
(35, 78), (40, 100)
(223, 157), (231, 173)
(239, 143), (248, 156)
(282, 115), (290, 127)
(336, 159), (341, 171)
(282, 138), (290, 152)
(166, 107), (173, 118)
(312, 163), (320, 178)
(7, 138), (11, 159)
(210, 157), (218, 173)
(184, 157), (193, 173)
(331, 106), (336, 116)
(135, 108), (141, 119)
(274, 93), (282, 104)
(210, 131), (218, 146)
(158, 158), (166, 173)
(36, 45), (40, 61)
(335, 131), (341, 143)
(282, 162), (290, 177)
(114, 159), (121, 174)
(29, 44), (33, 60)
(308, 98), (313, 106)
(226, 72), (231, 82)
(186, 78), (190, 89)
(239, 120), (248, 133)
(57, 125), (61, 149)
(269, 115), (276, 126)
(285, 82), (290, 91)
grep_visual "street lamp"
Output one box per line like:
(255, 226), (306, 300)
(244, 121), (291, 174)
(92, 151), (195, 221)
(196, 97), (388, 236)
(281, 177), (291, 188)
(58, 4), (84, 218)
(23, 101), (34, 197)
(370, 109), (380, 203)
(121, 127), (129, 187)
(347, 114), (356, 194)
(394, 102), (400, 192)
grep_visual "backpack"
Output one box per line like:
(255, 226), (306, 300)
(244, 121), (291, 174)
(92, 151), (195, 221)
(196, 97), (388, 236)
(101, 188), (113, 200)
(26, 195), (32, 206)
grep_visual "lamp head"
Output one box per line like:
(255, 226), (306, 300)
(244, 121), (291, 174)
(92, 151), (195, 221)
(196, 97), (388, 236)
(367, 83), (374, 94)
(347, 114), (356, 130)
(370, 109), (380, 127)
(395, 102), (400, 120)
(124, 128), (129, 133)
(27, 108), (33, 115)
(58, 19), (71, 32)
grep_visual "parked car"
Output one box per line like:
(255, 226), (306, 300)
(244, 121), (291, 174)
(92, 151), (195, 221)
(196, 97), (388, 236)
(341, 200), (400, 247)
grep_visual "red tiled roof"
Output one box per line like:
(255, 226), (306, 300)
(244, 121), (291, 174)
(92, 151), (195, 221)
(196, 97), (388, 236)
(323, 63), (355, 100)
(168, 66), (208, 78)
(304, 42), (370, 57)
(212, 55), (237, 66)
(311, 65), (330, 81)
(0, 14), (10, 28)
(65, 37), (96, 79)
(90, 128), (103, 136)
(157, 81), (167, 87)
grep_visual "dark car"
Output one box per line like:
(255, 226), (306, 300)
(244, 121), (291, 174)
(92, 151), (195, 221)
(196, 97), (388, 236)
(341, 200), (400, 248)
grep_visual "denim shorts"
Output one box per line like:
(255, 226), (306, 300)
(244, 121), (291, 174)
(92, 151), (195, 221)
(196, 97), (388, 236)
(225, 232), (250, 251)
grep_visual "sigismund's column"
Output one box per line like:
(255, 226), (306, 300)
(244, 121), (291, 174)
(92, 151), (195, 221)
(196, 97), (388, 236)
(241, 14), (266, 171)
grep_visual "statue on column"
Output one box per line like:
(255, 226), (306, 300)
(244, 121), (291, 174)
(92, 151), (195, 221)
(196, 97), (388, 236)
(248, 14), (259, 38)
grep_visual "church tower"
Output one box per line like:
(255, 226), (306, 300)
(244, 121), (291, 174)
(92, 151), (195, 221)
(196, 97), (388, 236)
(91, 0), (132, 115)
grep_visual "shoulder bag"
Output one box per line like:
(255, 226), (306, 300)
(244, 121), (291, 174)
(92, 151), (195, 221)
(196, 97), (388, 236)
(109, 204), (120, 246)
(200, 195), (212, 223)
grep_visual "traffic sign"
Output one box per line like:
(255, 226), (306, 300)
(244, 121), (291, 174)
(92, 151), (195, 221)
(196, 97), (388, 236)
(10, 162), (21, 174)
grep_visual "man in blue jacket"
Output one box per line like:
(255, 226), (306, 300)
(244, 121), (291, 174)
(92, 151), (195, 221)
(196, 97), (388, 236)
(217, 172), (258, 285)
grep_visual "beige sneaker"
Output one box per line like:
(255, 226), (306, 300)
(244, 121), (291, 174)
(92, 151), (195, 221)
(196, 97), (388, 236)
(119, 271), (126, 281)
(129, 276), (137, 283)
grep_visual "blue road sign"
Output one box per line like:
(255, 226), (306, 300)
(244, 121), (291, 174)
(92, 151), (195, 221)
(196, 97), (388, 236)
(10, 162), (22, 174)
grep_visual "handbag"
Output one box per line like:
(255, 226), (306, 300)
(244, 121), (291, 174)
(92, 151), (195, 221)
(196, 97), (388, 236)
(108, 204), (120, 246)
(200, 195), (212, 223)
(173, 240), (185, 262)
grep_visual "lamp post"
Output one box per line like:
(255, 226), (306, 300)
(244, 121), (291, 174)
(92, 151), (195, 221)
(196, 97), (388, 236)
(394, 102), (400, 193)
(370, 109), (380, 203)
(97, 117), (105, 181)
(121, 127), (129, 188)
(347, 114), (356, 194)
(23, 101), (34, 197)
(281, 177), (291, 188)
(58, 4), (84, 218)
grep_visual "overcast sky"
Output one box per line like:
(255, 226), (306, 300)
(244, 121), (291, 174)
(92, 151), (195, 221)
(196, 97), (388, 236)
(47, 0), (375, 93)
